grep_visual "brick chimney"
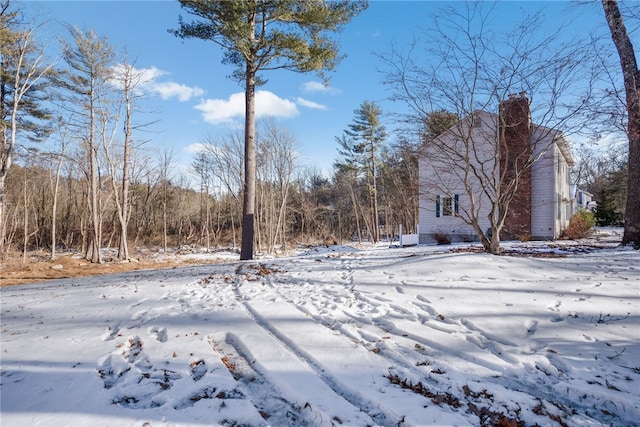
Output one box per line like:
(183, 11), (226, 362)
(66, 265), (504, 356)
(499, 92), (532, 240)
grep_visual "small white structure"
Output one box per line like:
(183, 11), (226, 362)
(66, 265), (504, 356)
(398, 225), (419, 247)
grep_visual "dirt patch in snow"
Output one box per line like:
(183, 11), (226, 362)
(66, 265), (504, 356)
(0, 252), (219, 287)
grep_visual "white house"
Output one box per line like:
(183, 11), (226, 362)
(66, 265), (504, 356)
(571, 185), (596, 213)
(418, 94), (574, 243)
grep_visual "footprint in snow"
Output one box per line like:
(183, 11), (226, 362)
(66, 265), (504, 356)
(189, 358), (207, 382)
(412, 300), (437, 316)
(149, 326), (168, 343)
(547, 301), (561, 312)
(524, 320), (538, 335)
(98, 336), (181, 408)
(100, 322), (121, 341)
(550, 315), (564, 323)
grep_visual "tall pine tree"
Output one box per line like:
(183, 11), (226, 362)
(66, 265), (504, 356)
(172, 0), (367, 260)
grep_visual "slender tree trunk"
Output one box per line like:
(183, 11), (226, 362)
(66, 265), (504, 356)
(88, 142), (101, 263)
(348, 183), (362, 243)
(602, 0), (640, 248)
(0, 174), (6, 255)
(50, 152), (65, 260)
(163, 199), (168, 253)
(240, 61), (257, 260)
(370, 145), (380, 243)
(117, 94), (132, 260)
(22, 176), (28, 263)
(231, 199), (237, 249)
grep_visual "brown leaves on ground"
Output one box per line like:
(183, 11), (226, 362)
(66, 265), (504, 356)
(234, 263), (287, 281)
(386, 374), (527, 427)
(0, 252), (213, 287)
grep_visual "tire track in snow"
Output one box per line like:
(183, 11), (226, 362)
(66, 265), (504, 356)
(233, 265), (407, 427)
(208, 334), (315, 426)
(262, 280), (514, 410)
(251, 266), (549, 425)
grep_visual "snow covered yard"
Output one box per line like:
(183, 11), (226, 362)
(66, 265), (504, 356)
(1, 229), (638, 426)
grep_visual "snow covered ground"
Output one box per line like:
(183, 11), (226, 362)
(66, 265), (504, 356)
(1, 228), (638, 426)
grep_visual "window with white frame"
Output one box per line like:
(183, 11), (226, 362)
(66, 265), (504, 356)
(436, 194), (459, 217)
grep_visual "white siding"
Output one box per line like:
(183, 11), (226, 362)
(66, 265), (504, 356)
(531, 145), (556, 239)
(555, 146), (573, 236)
(418, 112), (495, 243)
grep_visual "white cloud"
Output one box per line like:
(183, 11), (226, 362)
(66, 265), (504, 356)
(195, 90), (299, 124)
(151, 81), (205, 102)
(296, 97), (327, 110)
(301, 80), (340, 94)
(109, 64), (204, 102)
(255, 90), (299, 118)
(135, 66), (167, 84)
(184, 142), (208, 154)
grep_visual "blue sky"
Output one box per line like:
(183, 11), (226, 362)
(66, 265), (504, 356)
(21, 0), (613, 176)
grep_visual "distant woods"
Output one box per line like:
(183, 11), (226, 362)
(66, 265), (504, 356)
(3, 119), (419, 258)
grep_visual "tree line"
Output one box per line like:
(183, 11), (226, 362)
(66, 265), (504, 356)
(2, 115), (418, 260)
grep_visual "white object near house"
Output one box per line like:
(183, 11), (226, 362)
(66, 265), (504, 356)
(418, 94), (574, 243)
(398, 224), (419, 247)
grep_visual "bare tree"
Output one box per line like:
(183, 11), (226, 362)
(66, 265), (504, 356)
(192, 151), (212, 250)
(290, 167), (335, 243)
(256, 120), (299, 253)
(59, 27), (116, 263)
(157, 146), (175, 253)
(47, 115), (70, 260)
(106, 58), (152, 260)
(602, 0), (640, 248)
(380, 3), (598, 253)
(199, 131), (244, 249)
(379, 137), (420, 237)
(0, 1), (54, 255)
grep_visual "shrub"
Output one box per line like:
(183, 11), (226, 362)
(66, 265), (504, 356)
(516, 233), (532, 242)
(562, 210), (595, 240)
(433, 233), (451, 245)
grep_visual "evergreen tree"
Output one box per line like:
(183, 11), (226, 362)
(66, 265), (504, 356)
(0, 0), (54, 254)
(335, 101), (386, 242)
(171, 0), (367, 260)
(593, 164), (627, 226)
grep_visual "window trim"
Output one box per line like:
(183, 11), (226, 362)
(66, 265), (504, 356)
(436, 194), (459, 217)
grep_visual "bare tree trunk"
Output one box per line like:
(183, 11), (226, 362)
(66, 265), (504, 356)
(87, 139), (101, 263)
(369, 145), (380, 243)
(240, 58), (257, 260)
(0, 174), (6, 255)
(117, 75), (132, 261)
(163, 199), (168, 253)
(22, 175), (28, 263)
(602, 0), (640, 248)
(50, 150), (65, 260)
(348, 183), (363, 243)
